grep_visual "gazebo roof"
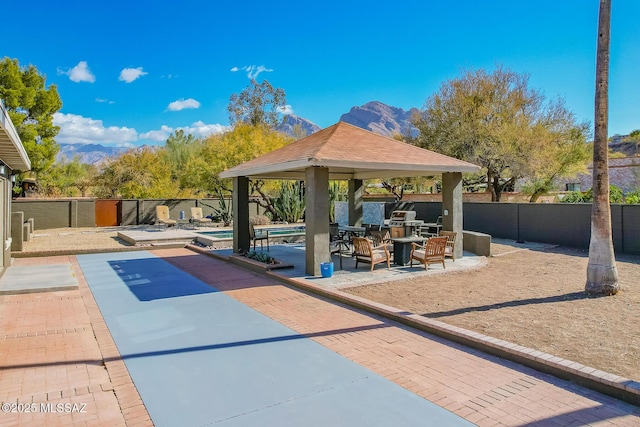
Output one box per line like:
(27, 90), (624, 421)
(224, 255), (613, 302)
(219, 121), (479, 180)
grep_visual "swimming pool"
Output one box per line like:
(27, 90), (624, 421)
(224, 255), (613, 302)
(197, 225), (306, 240)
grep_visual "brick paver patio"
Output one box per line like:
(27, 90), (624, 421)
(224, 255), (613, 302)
(1, 249), (638, 426)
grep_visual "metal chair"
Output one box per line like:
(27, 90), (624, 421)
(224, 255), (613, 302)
(155, 205), (176, 227)
(249, 224), (269, 251)
(190, 207), (213, 228)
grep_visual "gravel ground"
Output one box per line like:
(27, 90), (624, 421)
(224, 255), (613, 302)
(345, 242), (640, 381)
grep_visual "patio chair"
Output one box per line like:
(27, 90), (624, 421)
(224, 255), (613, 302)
(330, 241), (343, 269)
(419, 215), (442, 238)
(363, 223), (381, 237)
(352, 236), (390, 272)
(440, 231), (457, 261)
(249, 223), (270, 251)
(330, 223), (350, 253)
(190, 207), (213, 227)
(370, 229), (393, 254)
(155, 205), (176, 227)
(410, 236), (447, 270)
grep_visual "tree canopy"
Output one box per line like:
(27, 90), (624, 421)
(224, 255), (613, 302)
(411, 66), (590, 201)
(227, 79), (286, 128)
(0, 57), (62, 174)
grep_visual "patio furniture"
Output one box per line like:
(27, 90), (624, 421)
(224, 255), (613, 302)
(419, 216), (442, 237)
(155, 205), (177, 227)
(440, 231), (457, 261)
(330, 223), (350, 253)
(370, 229), (394, 254)
(391, 236), (427, 266)
(352, 236), (390, 271)
(363, 223), (381, 237)
(410, 236), (447, 270)
(339, 225), (365, 248)
(249, 224), (270, 251)
(330, 241), (343, 269)
(190, 207), (213, 227)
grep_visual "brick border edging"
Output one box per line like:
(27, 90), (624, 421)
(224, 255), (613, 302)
(186, 244), (640, 407)
(70, 256), (154, 426)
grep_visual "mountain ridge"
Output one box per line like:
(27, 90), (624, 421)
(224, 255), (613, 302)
(56, 102), (639, 166)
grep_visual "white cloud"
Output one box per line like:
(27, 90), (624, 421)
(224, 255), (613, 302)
(139, 125), (174, 142)
(58, 61), (96, 83)
(181, 121), (229, 138)
(231, 65), (273, 79)
(139, 122), (228, 142)
(167, 98), (201, 111)
(277, 105), (294, 115)
(53, 112), (137, 145)
(119, 67), (148, 83)
(95, 98), (115, 104)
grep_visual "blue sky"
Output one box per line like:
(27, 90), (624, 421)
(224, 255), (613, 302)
(2, 1), (639, 147)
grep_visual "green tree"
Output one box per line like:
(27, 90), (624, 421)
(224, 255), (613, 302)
(412, 66), (590, 201)
(163, 130), (204, 191)
(0, 57), (62, 175)
(623, 129), (640, 156)
(94, 147), (194, 199)
(36, 157), (95, 196)
(522, 124), (591, 202)
(195, 123), (293, 195)
(586, 0), (619, 295)
(227, 79), (286, 128)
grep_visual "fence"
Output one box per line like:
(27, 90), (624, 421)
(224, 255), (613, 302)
(11, 198), (264, 229)
(387, 201), (640, 255)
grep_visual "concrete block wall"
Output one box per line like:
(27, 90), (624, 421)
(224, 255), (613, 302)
(10, 211), (23, 251)
(390, 201), (640, 255)
(11, 199), (96, 229)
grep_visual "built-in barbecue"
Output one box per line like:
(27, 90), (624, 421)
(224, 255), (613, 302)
(385, 210), (423, 237)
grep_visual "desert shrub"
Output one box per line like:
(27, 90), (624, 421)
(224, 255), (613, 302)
(250, 215), (271, 225)
(625, 191), (640, 204)
(272, 181), (305, 223)
(561, 185), (625, 204)
(560, 191), (587, 203)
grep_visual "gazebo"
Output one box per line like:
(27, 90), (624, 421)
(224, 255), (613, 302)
(220, 121), (480, 275)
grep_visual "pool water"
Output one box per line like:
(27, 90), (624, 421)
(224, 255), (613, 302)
(197, 225), (306, 240)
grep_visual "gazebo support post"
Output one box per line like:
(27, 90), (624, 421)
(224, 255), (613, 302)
(232, 176), (250, 253)
(348, 179), (364, 226)
(305, 166), (330, 276)
(442, 172), (463, 259)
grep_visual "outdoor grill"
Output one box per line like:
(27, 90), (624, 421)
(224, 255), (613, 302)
(386, 210), (423, 237)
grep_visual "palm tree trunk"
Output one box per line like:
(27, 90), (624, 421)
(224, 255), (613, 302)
(586, 0), (619, 295)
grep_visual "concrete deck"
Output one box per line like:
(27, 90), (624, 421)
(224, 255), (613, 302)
(207, 242), (487, 290)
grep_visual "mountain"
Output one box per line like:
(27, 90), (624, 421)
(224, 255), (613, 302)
(339, 101), (419, 138)
(609, 134), (639, 157)
(57, 143), (128, 165)
(276, 114), (322, 138)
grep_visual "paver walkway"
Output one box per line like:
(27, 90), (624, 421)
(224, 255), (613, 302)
(0, 256), (137, 427)
(76, 250), (471, 427)
(0, 249), (639, 426)
(156, 248), (640, 426)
